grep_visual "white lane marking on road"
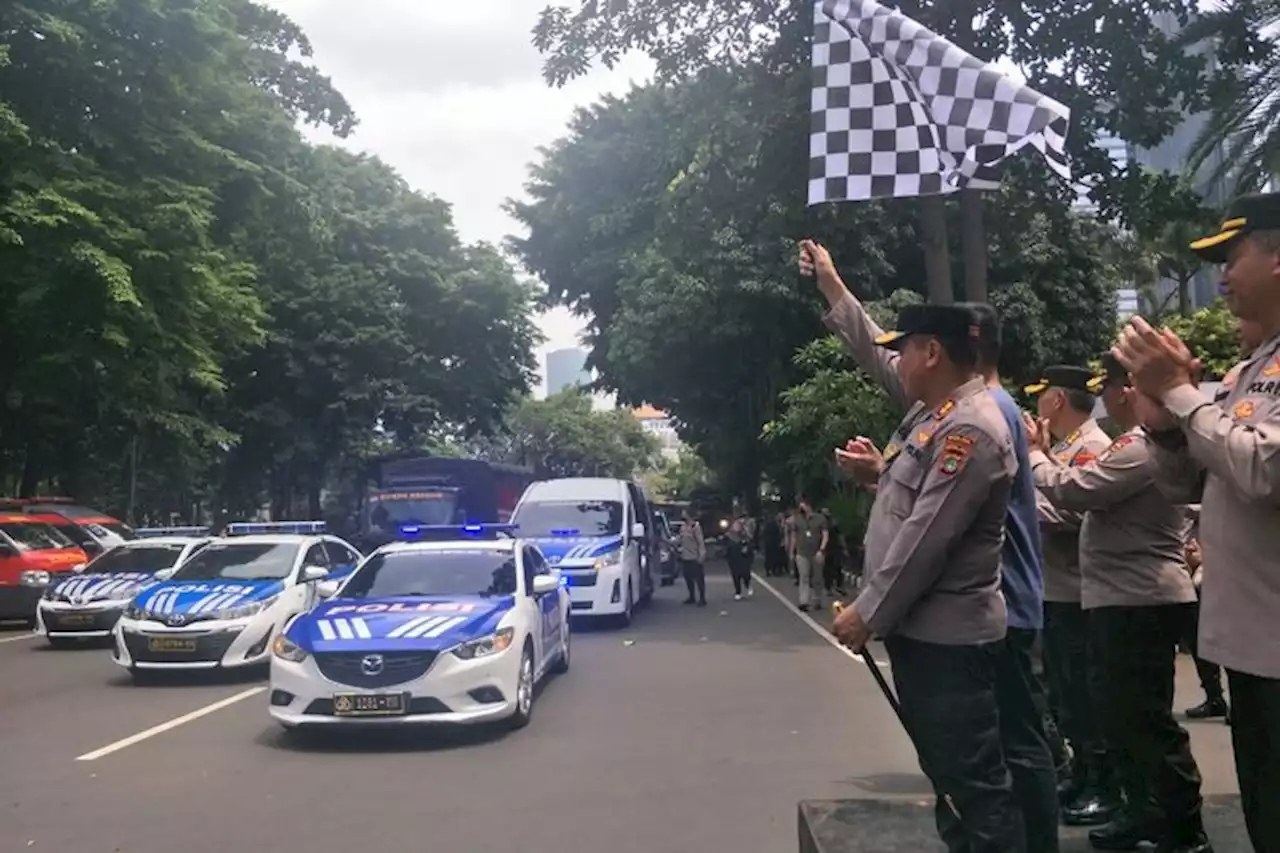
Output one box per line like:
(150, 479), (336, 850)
(0, 631), (38, 644)
(750, 573), (888, 668)
(75, 686), (266, 762)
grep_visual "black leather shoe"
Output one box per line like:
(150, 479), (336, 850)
(1185, 697), (1228, 719)
(1088, 812), (1165, 850)
(1064, 793), (1122, 827)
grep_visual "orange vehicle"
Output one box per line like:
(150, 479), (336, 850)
(0, 497), (135, 556)
(0, 514), (90, 625)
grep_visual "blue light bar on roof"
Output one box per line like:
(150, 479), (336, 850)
(225, 521), (327, 536)
(135, 526), (211, 538)
(396, 523), (517, 540)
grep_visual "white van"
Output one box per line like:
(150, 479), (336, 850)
(510, 478), (657, 626)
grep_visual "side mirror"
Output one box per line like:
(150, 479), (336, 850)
(531, 575), (560, 596)
(153, 567), (178, 581)
(630, 522), (645, 540)
(316, 579), (340, 599)
(301, 565), (330, 582)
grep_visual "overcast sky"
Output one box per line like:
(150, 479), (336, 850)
(262, 0), (654, 392)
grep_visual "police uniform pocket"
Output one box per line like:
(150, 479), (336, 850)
(882, 453), (928, 518)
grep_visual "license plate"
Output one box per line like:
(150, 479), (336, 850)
(147, 637), (197, 653)
(59, 614), (94, 626)
(332, 692), (408, 717)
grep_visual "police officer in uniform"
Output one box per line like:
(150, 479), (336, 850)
(1116, 192), (1280, 853)
(1028, 355), (1208, 853)
(826, 302), (1023, 853)
(1022, 367), (1117, 824)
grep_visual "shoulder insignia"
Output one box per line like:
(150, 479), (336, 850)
(937, 435), (973, 476)
(1070, 450), (1096, 467)
(1100, 434), (1134, 458)
(934, 399), (956, 419)
(1233, 400), (1256, 420)
(1262, 356), (1280, 379)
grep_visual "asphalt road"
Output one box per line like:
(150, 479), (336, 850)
(0, 565), (1240, 853)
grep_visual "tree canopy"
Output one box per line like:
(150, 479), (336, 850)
(504, 391), (661, 479)
(0, 0), (540, 522)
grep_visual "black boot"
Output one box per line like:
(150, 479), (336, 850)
(1184, 696), (1227, 720)
(1063, 756), (1122, 827)
(1156, 812), (1214, 853)
(1087, 806), (1165, 850)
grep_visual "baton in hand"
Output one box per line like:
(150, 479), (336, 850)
(831, 602), (961, 820)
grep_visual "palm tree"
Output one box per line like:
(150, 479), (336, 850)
(1180, 0), (1280, 194)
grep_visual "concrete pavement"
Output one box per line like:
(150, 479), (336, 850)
(0, 565), (1239, 853)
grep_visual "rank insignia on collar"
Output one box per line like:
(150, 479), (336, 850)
(934, 399), (956, 419)
(883, 441), (902, 462)
(1263, 357), (1280, 379)
(1233, 400), (1256, 420)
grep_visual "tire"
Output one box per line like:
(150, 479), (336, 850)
(639, 572), (654, 606)
(552, 619), (571, 674)
(617, 581), (634, 628)
(506, 644), (536, 730)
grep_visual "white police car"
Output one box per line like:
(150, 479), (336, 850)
(111, 522), (361, 680)
(37, 527), (212, 646)
(268, 525), (570, 731)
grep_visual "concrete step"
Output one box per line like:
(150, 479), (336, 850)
(798, 796), (1249, 853)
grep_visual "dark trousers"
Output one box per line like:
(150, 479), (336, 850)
(822, 551), (843, 591)
(1226, 669), (1280, 852)
(1181, 601), (1224, 700)
(1087, 605), (1203, 828)
(996, 628), (1061, 853)
(680, 559), (705, 603)
(1043, 602), (1102, 763)
(885, 635), (1026, 853)
(726, 550), (752, 594)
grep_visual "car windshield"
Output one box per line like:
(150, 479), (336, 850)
(367, 490), (460, 531)
(169, 542), (297, 581)
(512, 500), (624, 537)
(0, 521), (75, 551)
(88, 544), (188, 574)
(339, 549), (517, 599)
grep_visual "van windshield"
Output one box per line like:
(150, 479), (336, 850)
(512, 501), (624, 538)
(0, 522), (75, 551)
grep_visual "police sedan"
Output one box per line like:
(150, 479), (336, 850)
(112, 522), (361, 680)
(269, 528), (571, 732)
(37, 528), (212, 646)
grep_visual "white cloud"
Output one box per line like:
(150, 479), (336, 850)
(262, 0), (653, 389)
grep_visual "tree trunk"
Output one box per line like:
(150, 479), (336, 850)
(920, 195), (953, 304)
(1178, 275), (1192, 316)
(960, 189), (988, 303)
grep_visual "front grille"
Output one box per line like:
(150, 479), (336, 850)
(314, 652), (438, 689)
(123, 631), (238, 663)
(45, 609), (121, 632)
(564, 572), (597, 588)
(303, 696), (451, 716)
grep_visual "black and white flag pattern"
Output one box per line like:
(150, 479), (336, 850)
(809, 0), (1071, 204)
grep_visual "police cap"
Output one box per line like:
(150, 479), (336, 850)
(1190, 192), (1280, 263)
(1023, 365), (1097, 396)
(1090, 352), (1128, 390)
(874, 304), (979, 351)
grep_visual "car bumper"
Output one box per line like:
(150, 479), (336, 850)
(37, 600), (127, 638)
(560, 566), (628, 615)
(112, 615), (278, 670)
(269, 645), (523, 727)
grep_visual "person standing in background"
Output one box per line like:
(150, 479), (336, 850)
(1181, 528), (1228, 722)
(676, 508), (707, 608)
(725, 507), (756, 601)
(789, 496), (828, 612)
(763, 510), (786, 576)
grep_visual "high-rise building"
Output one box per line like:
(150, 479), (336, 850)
(545, 347), (590, 396)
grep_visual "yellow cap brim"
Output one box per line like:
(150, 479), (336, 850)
(874, 330), (905, 347)
(1022, 382), (1048, 395)
(1086, 375), (1106, 392)
(1188, 228), (1241, 262)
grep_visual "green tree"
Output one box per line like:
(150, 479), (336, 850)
(650, 446), (713, 501)
(1166, 300), (1243, 380)
(507, 391), (661, 479)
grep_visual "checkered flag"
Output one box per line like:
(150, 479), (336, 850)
(809, 0), (1070, 204)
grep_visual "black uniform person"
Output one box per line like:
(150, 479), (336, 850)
(829, 302), (1026, 853)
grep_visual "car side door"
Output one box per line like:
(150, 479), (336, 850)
(625, 483), (653, 595)
(526, 546), (561, 658)
(322, 538), (360, 582)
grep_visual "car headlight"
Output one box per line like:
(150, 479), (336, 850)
(451, 627), (515, 660)
(19, 570), (50, 588)
(218, 596), (277, 621)
(592, 550), (622, 572)
(271, 634), (308, 663)
(123, 602), (148, 620)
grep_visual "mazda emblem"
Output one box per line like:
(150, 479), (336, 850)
(167, 614), (186, 627)
(361, 654), (384, 676)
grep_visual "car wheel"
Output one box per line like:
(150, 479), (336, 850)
(552, 620), (571, 674)
(618, 581), (634, 628)
(506, 644), (536, 730)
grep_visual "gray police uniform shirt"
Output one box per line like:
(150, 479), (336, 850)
(1148, 333), (1280, 679)
(1031, 427), (1194, 611)
(1034, 419), (1113, 604)
(853, 377), (1016, 646)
